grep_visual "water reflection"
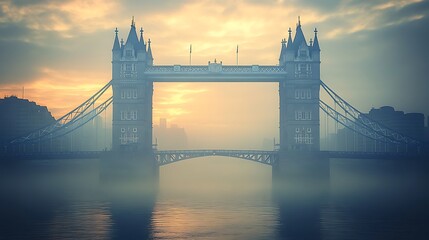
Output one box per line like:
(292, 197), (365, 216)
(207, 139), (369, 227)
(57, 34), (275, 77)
(0, 157), (428, 239)
(275, 195), (325, 240)
(152, 157), (277, 240)
(48, 201), (112, 239)
(109, 196), (154, 240)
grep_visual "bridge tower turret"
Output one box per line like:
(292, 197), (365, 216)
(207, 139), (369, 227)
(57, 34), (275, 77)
(279, 18), (321, 152)
(147, 38), (154, 66)
(111, 18), (154, 152)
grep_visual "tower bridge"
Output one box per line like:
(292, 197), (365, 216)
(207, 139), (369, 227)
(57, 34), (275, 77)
(7, 18), (424, 167)
(111, 18), (321, 153)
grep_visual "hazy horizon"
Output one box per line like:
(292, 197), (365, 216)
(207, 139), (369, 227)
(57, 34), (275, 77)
(1, 0), (428, 149)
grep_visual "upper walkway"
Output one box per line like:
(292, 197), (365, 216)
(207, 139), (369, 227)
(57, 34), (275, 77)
(144, 65), (287, 82)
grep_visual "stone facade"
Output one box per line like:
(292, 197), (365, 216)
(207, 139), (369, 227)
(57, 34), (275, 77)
(279, 21), (321, 151)
(111, 19), (321, 153)
(111, 20), (153, 151)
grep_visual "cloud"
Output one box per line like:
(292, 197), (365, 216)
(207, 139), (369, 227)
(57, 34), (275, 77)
(0, 39), (47, 84)
(321, 12), (429, 116)
(0, 67), (110, 117)
(1, 0), (121, 38)
(154, 83), (207, 121)
(0, 0), (428, 125)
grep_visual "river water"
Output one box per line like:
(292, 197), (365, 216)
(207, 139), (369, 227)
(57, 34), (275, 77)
(0, 157), (428, 239)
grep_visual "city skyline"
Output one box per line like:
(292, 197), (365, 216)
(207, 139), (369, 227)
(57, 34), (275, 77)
(0, 0), (428, 148)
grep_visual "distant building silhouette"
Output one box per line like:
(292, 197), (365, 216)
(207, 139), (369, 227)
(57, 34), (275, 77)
(0, 96), (55, 151)
(335, 106), (425, 152)
(364, 106), (424, 141)
(153, 118), (187, 150)
(425, 116), (429, 150)
(71, 115), (110, 151)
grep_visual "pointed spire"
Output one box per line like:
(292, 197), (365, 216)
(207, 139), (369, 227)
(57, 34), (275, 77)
(279, 38), (286, 60)
(293, 16), (307, 49)
(125, 16), (139, 48)
(112, 27), (120, 51)
(286, 27), (293, 49)
(147, 38), (153, 60)
(312, 28), (320, 51)
(139, 27), (146, 50)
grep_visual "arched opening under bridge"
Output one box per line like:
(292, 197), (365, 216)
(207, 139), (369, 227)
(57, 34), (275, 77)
(158, 155), (273, 193)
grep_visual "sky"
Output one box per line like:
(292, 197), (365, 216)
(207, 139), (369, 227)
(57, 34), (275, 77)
(0, 0), (428, 149)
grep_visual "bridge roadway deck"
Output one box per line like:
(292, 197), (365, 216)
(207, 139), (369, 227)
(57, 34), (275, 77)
(1, 150), (426, 162)
(155, 149), (278, 166)
(144, 65), (287, 82)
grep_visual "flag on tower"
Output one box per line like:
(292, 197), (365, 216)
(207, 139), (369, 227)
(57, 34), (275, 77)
(236, 45), (239, 65)
(189, 44), (192, 65)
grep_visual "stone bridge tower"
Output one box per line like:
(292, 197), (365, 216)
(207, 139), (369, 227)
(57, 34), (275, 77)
(279, 18), (321, 152)
(111, 18), (154, 152)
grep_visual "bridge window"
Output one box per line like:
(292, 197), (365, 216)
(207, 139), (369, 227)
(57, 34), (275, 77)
(125, 50), (133, 58)
(120, 134), (126, 144)
(120, 128), (139, 144)
(295, 64), (312, 78)
(295, 111), (312, 120)
(120, 133), (139, 144)
(121, 89), (138, 99)
(121, 63), (137, 79)
(299, 50), (307, 57)
(306, 89), (311, 99)
(298, 63), (311, 72)
(131, 111), (137, 120)
(120, 110), (138, 120)
(294, 89), (312, 99)
(304, 112), (310, 120)
(121, 63), (135, 72)
(295, 111), (302, 120)
(294, 127), (313, 144)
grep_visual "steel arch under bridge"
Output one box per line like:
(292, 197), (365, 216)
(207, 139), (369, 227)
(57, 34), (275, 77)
(155, 150), (279, 166)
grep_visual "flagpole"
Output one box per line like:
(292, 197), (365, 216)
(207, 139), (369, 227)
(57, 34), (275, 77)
(236, 45), (239, 65)
(189, 44), (192, 65)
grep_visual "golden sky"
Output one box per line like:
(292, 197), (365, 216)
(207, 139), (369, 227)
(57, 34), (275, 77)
(0, 0), (428, 148)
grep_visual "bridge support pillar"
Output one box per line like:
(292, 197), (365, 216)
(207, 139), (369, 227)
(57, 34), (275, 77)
(272, 151), (330, 239)
(273, 151), (330, 198)
(99, 151), (159, 188)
